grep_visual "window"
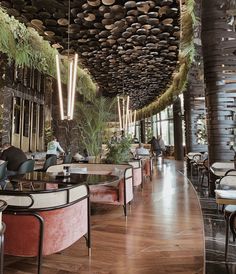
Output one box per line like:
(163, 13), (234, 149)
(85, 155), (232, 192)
(23, 100), (30, 137)
(13, 97), (21, 134)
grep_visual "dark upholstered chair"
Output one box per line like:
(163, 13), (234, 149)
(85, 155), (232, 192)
(36, 155), (57, 172)
(17, 159), (35, 174)
(0, 162), (8, 190)
(63, 153), (72, 164)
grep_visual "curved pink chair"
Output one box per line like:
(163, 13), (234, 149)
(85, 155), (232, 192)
(128, 160), (143, 188)
(47, 163), (134, 217)
(1, 183), (90, 274)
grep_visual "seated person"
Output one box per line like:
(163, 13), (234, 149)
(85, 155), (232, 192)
(110, 131), (120, 143)
(135, 143), (150, 156)
(0, 142), (27, 176)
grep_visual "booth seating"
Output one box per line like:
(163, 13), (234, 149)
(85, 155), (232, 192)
(139, 156), (153, 181)
(0, 182), (90, 274)
(47, 163), (133, 217)
(128, 160), (143, 188)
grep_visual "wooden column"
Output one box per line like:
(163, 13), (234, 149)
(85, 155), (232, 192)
(201, 0), (236, 165)
(140, 119), (145, 143)
(184, 0), (207, 154)
(173, 97), (184, 160)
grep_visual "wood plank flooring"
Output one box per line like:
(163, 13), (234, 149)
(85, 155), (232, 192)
(3, 159), (204, 274)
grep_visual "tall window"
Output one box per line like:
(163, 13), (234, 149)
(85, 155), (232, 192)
(13, 97), (21, 134)
(23, 100), (30, 137)
(153, 106), (174, 146)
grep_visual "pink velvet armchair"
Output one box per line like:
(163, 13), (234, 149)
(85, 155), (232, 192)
(47, 163), (134, 217)
(1, 183), (90, 274)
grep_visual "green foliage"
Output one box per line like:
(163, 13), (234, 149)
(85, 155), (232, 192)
(105, 137), (132, 164)
(0, 7), (96, 97)
(76, 97), (115, 157)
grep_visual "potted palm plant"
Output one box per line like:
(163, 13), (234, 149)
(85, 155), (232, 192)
(76, 96), (115, 163)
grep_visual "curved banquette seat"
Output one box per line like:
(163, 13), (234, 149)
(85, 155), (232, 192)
(47, 163), (133, 216)
(128, 160), (143, 188)
(0, 183), (90, 274)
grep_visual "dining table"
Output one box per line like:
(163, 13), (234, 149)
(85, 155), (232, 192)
(0, 172), (119, 210)
(210, 162), (235, 178)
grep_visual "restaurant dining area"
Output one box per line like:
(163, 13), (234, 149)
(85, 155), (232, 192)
(0, 0), (235, 273)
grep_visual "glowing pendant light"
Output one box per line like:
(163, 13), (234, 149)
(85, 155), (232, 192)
(55, 0), (78, 120)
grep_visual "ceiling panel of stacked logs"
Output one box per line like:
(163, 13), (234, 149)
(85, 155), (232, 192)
(0, 0), (180, 109)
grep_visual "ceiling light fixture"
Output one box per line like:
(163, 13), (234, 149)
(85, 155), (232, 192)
(55, 0), (78, 120)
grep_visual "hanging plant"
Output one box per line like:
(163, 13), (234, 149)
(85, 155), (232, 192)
(0, 7), (96, 97)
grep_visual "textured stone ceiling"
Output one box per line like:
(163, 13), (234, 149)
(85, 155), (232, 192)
(0, 0), (180, 109)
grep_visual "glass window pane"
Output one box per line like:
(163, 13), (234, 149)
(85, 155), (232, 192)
(161, 121), (169, 144)
(32, 103), (37, 134)
(23, 100), (30, 137)
(13, 97), (21, 134)
(169, 120), (174, 145)
(39, 105), (44, 137)
(161, 109), (168, 120)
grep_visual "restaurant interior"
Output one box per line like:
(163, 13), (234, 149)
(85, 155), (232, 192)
(0, 0), (235, 273)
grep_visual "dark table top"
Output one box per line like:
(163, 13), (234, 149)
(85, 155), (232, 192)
(4, 172), (119, 193)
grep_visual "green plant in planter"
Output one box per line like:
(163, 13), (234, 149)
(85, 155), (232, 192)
(105, 137), (132, 164)
(76, 96), (115, 161)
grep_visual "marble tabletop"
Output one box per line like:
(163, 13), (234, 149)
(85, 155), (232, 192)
(210, 162), (235, 177)
(5, 172), (119, 193)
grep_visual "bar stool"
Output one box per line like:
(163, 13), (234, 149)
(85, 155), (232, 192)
(0, 200), (7, 274)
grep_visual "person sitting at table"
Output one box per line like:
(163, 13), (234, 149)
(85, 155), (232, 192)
(46, 136), (65, 159)
(135, 143), (150, 157)
(0, 142), (27, 176)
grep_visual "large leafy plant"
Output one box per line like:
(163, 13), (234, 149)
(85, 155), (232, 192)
(105, 137), (132, 164)
(76, 96), (115, 160)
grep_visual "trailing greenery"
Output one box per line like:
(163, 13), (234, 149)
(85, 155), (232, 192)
(136, 0), (196, 119)
(105, 137), (132, 164)
(0, 7), (96, 97)
(76, 96), (115, 159)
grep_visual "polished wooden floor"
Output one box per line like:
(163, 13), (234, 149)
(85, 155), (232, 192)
(4, 159), (204, 274)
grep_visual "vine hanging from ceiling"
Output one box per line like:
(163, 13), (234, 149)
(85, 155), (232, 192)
(0, 7), (96, 97)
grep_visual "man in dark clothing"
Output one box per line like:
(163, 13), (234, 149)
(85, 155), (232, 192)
(150, 136), (161, 157)
(0, 143), (27, 175)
